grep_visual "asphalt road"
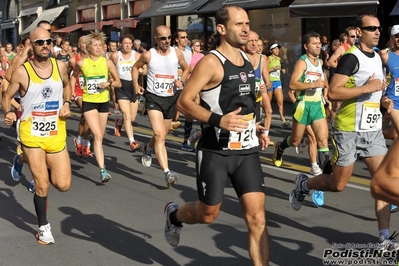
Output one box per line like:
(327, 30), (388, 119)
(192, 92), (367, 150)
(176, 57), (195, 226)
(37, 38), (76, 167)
(0, 102), (398, 266)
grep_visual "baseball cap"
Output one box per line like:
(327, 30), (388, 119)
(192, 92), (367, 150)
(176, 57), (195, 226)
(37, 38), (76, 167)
(270, 43), (281, 50)
(391, 25), (399, 35)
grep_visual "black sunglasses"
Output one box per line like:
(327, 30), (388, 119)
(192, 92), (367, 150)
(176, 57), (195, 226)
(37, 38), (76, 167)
(33, 38), (52, 46)
(158, 35), (172, 41)
(394, 34), (399, 39)
(359, 26), (382, 32)
(179, 36), (188, 39)
(349, 35), (356, 38)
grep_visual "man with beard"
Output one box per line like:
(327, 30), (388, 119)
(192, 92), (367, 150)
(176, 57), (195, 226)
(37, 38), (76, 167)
(2, 27), (72, 244)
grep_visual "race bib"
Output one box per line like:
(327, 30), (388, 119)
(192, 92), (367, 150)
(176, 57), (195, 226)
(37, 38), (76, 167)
(255, 78), (261, 93)
(78, 74), (84, 88)
(86, 76), (107, 94)
(226, 113), (257, 150)
(154, 74), (174, 96)
(270, 69), (280, 79)
(118, 61), (133, 76)
(360, 102), (382, 130)
(305, 71), (322, 87)
(395, 78), (399, 96)
(31, 111), (58, 137)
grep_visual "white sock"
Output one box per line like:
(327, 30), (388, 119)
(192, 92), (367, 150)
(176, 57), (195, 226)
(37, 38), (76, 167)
(379, 229), (390, 240)
(164, 168), (170, 173)
(77, 135), (82, 144)
(84, 139), (90, 147)
(129, 137), (135, 144)
(311, 162), (318, 168)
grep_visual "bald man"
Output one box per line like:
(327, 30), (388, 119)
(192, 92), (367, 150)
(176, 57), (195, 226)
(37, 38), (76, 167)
(132, 25), (189, 187)
(2, 27), (72, 245)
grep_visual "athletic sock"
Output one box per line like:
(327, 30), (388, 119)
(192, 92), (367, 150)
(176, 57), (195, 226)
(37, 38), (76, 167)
(129, 137), (135, 144)
(184, 121), (193, 140)
(170, 210), (183, 227)
(279, 136), (291, 151)
(34, 194), (48, 226)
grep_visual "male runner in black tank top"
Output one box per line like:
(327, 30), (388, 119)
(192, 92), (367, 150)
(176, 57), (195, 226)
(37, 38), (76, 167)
(162, 5), (270, 265)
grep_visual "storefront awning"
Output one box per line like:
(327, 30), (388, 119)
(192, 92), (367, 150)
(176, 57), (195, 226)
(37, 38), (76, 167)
(52, 24), (82, 33)
(198, 0), (280, 14)
(1, 20), (16, 30)
(289, 0), (379, 18)
(19, 6), (42, 17)
(390, 0), (399, 16)
(138, 0), (211, 19)
(20, 5), (68, 35)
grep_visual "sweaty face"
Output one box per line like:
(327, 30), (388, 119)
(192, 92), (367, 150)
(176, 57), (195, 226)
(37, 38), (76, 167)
(176, 32), (188, 48)
(155, 29), (172, 51)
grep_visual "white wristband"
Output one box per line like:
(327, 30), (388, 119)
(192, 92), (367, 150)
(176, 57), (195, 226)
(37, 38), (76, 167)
(261, 130), (269, 136)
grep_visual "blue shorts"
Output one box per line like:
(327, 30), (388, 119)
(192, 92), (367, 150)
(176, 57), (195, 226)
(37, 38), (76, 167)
(269, 80), (282, 93)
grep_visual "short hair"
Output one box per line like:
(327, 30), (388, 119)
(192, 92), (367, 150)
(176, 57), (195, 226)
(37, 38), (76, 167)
(339, 33), (346, 42)
(345, 26), (356, 36)
(37, 20), (51, 27)
(355, 13), (377, 28)
(86, 32), (106, 47)
(120, 34), (134, 43)
(215, 5), (245, 27)
(302, 31), (320, 45)
(134, 39), (141, 45)
(140, 42), (147, 50)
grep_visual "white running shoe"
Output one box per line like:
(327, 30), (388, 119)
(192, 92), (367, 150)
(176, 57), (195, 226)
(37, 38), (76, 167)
(36, 223), (55, 245)
(310, 165), (322, 176)
(141, 143), (152, 168)
(163, 202), (182, 246)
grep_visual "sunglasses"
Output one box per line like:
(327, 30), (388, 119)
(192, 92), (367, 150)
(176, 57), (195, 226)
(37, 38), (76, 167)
(32, 39), (52, 46)
(359, 26), (382, 32)
(394, 34), (399, 39)
(194, 44), (200, 47)
(158, 35), (172, 41)
(349, 35), (356, 38)
(179, 36), (188, 39)
(72, 49), (78, 52)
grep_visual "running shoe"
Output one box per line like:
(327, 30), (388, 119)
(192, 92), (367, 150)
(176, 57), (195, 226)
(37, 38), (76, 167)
(289, 173), (309, 211)
(269, 141), (275, 146)
(130, 141), (141, 152)
(115, 118), (122, 137)
(391, 205), (399, 213)
(295, 137), (307, 155)
(379, 232), (399, 251)
(181, 143), (195, 152)
(170, 121), (181, 131)
(312, 190), (325, 207)
(11, 154), (23, 181)
(73, 137), (83, 157)
(310, 165), (322, 176)
(36, 223), (55, 245)
(83, 146), (93, 157)
(141, 143), (152, 167)
(187, 129), (200, 149)
(164, 170), (179, 188)
(272, 142), (284, 167)
(281, 119), (290, 129)
(100, 166), (112, 183)
(163, 202), (182, 246)
(16, 144), (23, 155)
(114, 106), (120, 114)
(28, 180), (35, 193)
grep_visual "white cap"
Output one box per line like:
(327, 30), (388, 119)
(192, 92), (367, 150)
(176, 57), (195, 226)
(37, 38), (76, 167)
(391, 25), (399, 35)
(269, 43), (281, 50)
